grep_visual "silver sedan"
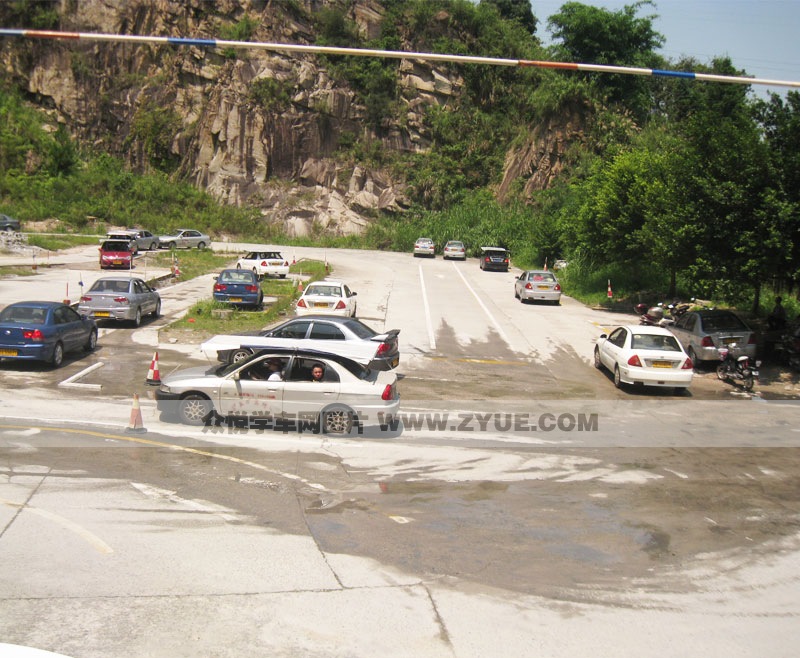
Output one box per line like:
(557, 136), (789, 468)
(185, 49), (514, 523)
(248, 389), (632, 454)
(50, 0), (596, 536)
(77, 276), (161, 327)
(158, 229), (210, 249)
(514, 270), (562, 304)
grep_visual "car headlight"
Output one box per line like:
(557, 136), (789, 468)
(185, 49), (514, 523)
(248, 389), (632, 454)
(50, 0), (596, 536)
(159, 383), (171, 393)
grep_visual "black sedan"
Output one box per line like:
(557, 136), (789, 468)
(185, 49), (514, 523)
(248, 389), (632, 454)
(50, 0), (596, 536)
(0, 301), (98, 367)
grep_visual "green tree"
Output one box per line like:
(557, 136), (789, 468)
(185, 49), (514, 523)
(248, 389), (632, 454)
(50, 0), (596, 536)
(480, 0), (537, 34)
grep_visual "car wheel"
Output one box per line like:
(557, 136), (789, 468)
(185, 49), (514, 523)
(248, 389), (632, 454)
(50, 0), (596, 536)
(167, 241), (176, 250)
(196, 242), (206, 250)
(514, 288), (519, 299)
(593, 347), (603, 370)
(51, 342), (64, 368)
(230, 349), (252, 364)
(152, 300), (161, 318)
(687, 347), (698, 367)
(84, 329), (98, 352)
(133, 307), (142, 328)
(673, 387), (688, 395)
(321, 405), (354, 435)
(178, 394), (213, 426)
(743, 374), (754, 392)
(613, 365), (623, 389)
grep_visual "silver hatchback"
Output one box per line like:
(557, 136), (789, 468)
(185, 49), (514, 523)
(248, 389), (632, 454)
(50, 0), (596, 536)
(670, 309), (757, 364)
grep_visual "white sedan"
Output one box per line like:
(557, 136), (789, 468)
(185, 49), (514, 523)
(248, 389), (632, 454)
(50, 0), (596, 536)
(235, 250), (290, 279)
(155, 348), (400, 433)
(200, 315), (400, 370)
(593, 325), (694, 392)
(296, 280), (357, 317)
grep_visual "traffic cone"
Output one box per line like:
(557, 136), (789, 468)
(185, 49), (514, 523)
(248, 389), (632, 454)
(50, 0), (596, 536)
(146, 352), (161, 385)
(297, 280), (304, 292)
(607, 280), (613, 299)
(125, 393), (147, 433)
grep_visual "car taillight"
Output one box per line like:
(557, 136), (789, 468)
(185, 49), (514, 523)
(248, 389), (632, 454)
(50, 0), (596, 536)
(246, 285), (258, 292)
(335, 300), (346, 310)
(113, 297), (127, 303)
(23, 329), (44, 341)
(376, 342), (390, 356)
(525, 282), (532, 290)
(554, 283), (561, 291)
(214, 284), (227, 292)
(297, 298), (307, 308)
(682, 357), (694, 370)
(627, 354), (643, 367)
(484, 257), (490, 263)
(503, 258), (509, 264)
(381, 384), (395, 401)
(260, 261), (267, 267)
(283, 261), (289, 266)
(80, 295), (91, 302)
(701, 336), (715, 347)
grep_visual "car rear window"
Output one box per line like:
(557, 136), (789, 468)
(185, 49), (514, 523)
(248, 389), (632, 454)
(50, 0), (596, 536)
(306, 285), (341, 297)
(0, 305), (47, 324)
(701, 313), (747, 331)
(631, 334), (682, 351)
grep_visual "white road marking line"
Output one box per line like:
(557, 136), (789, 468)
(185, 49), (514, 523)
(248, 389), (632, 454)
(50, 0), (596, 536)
(418, 264), (436, 350)
(452, 262), (510, 345)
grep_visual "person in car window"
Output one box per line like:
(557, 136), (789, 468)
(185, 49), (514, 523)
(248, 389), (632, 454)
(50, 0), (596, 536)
(266, 358), (284, 381)
(311, 363), (325, 382)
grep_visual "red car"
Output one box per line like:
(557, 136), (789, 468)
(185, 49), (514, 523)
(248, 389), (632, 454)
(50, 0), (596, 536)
(99, 239), (134, 269)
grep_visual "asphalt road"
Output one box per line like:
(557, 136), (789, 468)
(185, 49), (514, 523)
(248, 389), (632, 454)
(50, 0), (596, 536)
(1, 243), (799, 657)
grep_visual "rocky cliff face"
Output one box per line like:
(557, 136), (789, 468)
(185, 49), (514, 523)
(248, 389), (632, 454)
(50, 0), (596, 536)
(0, 0), (576, 235)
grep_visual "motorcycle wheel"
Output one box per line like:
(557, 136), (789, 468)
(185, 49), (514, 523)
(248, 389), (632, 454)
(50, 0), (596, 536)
(742, 374), (754, 392)
(716, 364), (729, 381)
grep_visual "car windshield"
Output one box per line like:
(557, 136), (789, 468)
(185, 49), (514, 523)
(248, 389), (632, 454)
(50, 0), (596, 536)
(447, 242), (463, 248)
(306, 285), (341, 297)
(701, 313), (747, 331)
(631, 334), (682, 351)
(528, 272), (555, 281)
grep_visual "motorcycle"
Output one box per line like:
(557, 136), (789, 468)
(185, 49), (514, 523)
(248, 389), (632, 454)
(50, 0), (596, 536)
(667, 298), (693, 320)
(716, 343), (760, 392)
(635, 302), (673, 327)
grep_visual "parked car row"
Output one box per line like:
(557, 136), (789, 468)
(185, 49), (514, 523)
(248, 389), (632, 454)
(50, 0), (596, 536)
(594, 309), (759, 394)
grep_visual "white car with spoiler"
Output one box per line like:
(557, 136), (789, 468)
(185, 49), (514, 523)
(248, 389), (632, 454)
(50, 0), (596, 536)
(200, 315), (400, 371)
(236, 249), (290, 279)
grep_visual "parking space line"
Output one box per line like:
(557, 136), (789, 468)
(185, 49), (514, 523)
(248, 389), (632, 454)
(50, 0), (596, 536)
(452, 263), (511, 345)
(418, 264), (436, 350)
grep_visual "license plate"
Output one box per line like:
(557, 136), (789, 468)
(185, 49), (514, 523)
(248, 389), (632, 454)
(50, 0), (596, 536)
(313, 302), (329, 308)
(391, 357), (399, 368)
(0, 349), (18, 357)
(113, 260), (122, 265)
(652, 361), (672, 368)
(94, 312), (111, 318)
(230, 297), (242, 303)
(536, 285), (551, 290)
(723, 337), (737, 345)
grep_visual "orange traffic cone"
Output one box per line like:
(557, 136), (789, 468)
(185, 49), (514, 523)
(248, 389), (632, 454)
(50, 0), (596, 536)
(125, 393), (147, 433)
(607, 280), (613, 299)
(146, 352), (161, 385)
(297, 280), (304, 292)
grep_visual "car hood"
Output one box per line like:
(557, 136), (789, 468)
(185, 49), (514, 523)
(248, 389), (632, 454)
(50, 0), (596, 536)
(162, 365), (223, 385)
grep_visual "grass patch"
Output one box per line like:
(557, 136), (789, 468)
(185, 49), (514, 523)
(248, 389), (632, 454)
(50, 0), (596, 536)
(161, 258), (332, 338)
(27, 234), (102, 250)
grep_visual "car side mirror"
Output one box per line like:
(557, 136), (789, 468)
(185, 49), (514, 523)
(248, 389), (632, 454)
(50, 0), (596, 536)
(232, 372), (240, 381)
(599, 333), (607, 339)
(351, 291), (357, 296)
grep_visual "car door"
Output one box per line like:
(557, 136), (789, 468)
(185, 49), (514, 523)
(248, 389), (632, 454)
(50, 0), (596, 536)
(53, 305), (87, 352)
(281, 356), (340, 422)
(343, 285), (356, 314)
(307, 321), (367, 362)
(216, 357), (284, 419)
(515, 273), (526, 295)
(601, 327), (627, 369)
(132, 279), (155, 314)
(670, 313), (696, 352)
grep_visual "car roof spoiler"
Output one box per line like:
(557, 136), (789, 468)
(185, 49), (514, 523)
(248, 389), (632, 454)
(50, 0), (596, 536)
(372, 329), (400, 340)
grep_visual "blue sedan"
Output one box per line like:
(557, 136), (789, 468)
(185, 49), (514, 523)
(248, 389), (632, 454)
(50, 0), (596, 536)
(0, 301), (98, 368)
(212, 269), (264, 308)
